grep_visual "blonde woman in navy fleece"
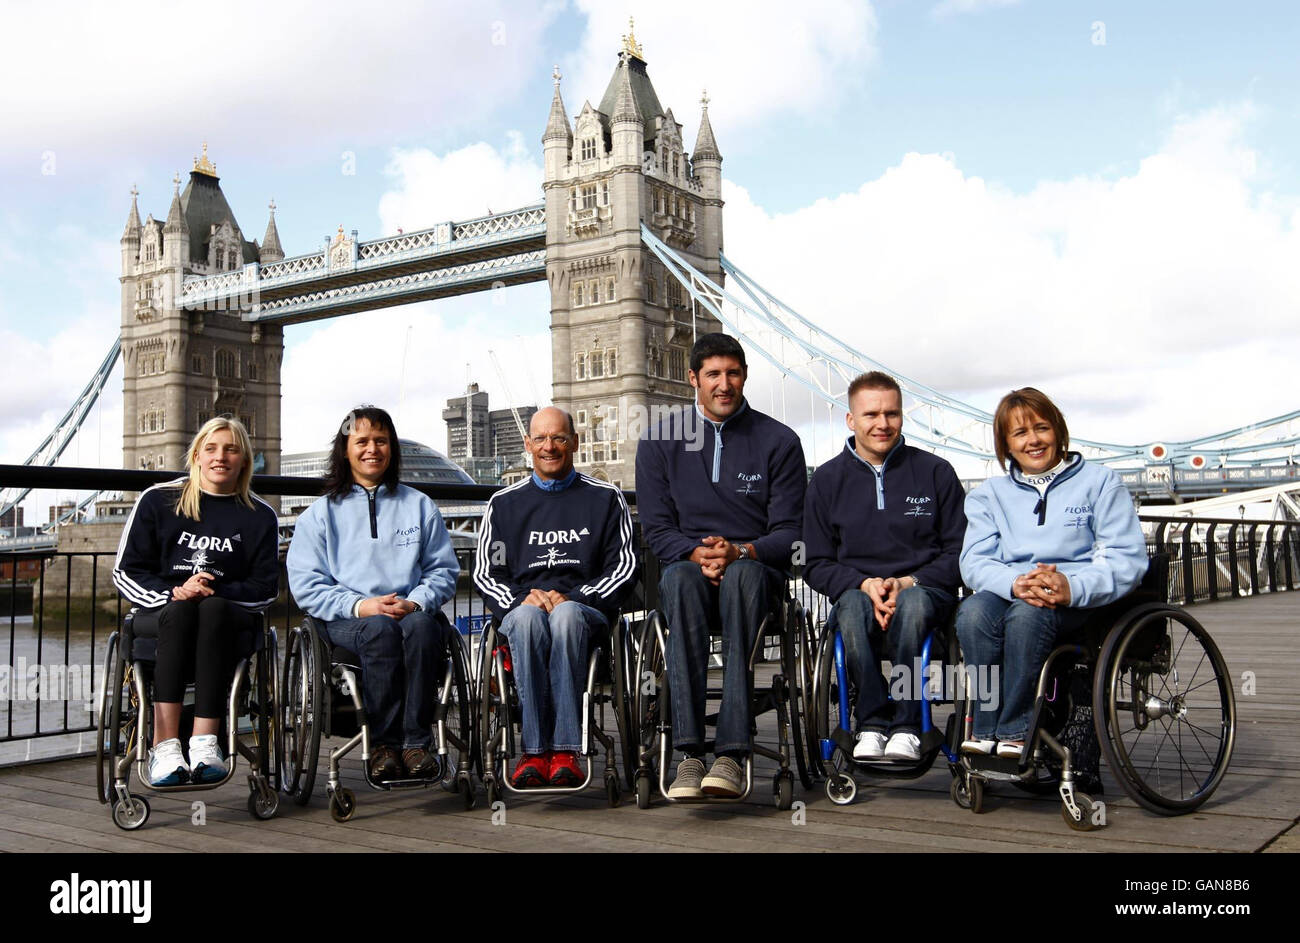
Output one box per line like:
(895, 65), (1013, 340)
(113, 417), (279, 786)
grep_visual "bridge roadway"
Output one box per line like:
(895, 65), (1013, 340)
(0, 594), (1294, 853)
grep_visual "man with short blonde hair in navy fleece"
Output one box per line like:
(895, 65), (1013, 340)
(803, 372), (966, 762)
(474, 407), (636, 788)
(636, 333), (807, 799)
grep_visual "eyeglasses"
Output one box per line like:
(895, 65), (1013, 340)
(528, 434), (572, 446)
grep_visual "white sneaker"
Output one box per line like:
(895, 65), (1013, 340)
(852, 731), (887, 760)
(884, 732), (922, 761)
(188, 734), (227, 784)
(148, 737), (189, 786)
(996, 740), (1025, 759)
(961, 738), (996, 756)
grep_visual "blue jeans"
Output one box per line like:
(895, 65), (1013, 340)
(954, 591), (1087, 741)
(322, 610), (450, 750)
(832, 585), (956, 735)
(498, 601), (606, 755)
(659, 559), (783, 756)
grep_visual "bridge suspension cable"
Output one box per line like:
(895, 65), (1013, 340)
(1, 338), (120, 522)
(641, 224), (1298, 471)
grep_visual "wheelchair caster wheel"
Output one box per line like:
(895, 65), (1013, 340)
(458, 774), (476, 811)
(826, 772), (857, 806)
(485, 778), (503, 807)
(605, 773), (620, 808)
(774, 772), (794, 811)
(329, 788), (356, 822)
(248, 789), (279, 820)
(1062, 793), (1103, 831)
(951, 774), (984, 813)
(112, 795), (150, 831)
(634, 772), (652, 809)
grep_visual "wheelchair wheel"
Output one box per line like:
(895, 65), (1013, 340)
(329, 787), (356, 822)
(280, 624), (322, 806)
(811, 629), (850, 783)
(826, 771), (857, 806)
(477, 625), (511, 794)
(612, 617), (638, 794)
(112, 795), (150, 831)
(440, 631), (475, 794)
(632, 613), (667, 802)
(950, 772), (984, 813)
(1062, 792), (1102, 831)
(782, 603), (813, 790)
(1094, 606), (1235, 815)
(95, 631), (125, 804)
(248, 788), (279, 820)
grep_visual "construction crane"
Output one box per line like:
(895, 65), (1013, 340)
(488, 350), (531, 468)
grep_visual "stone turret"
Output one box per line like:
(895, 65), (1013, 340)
(542, 66), (573, 179)
(120, 145), (283, 477)
(542, 21), (723, 488)
(121, 185), (141, 272)
(259, 200), (283, 263)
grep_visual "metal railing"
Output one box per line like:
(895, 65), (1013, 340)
(2, 464), (1295, 758)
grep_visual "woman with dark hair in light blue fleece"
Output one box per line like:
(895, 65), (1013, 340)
(956, 388), (1148, 758)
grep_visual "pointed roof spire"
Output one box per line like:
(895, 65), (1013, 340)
(613, 55), (641, 125)
(122, 184), (141, 241)
(543, 64), (573, 144)
(261, 198), (283, 260)
(164, 172), (188, 234)
(692, 89), (721, 162)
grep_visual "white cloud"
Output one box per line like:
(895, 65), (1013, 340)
(931, 0), (1023, 20)
(280, 287), (551, 457)
(564, 1), (878, 143)
(0, 1), (564, 165)
(722, 102), (1300, 465)
(377, 132), (544, 232)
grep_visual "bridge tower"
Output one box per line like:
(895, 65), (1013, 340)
(543, 24), (723, 489)
(119, 146), (284, 475)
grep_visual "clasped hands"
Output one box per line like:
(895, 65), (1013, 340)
(689, 535), (747, 586)
(1013, 563), (1071, 608)
(172, 571), (215, 601)
(521, 588), (569, 612)
(358, 593), (420, 618)
(859, 575), (915, 631)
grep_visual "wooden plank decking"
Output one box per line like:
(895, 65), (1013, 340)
(1, 594), (1295, 853)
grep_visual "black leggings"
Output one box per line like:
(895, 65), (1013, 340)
(143, 597), (252, 718)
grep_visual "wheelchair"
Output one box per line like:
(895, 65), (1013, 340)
(630, 590), (816, 810)
(95, 607), (281, 830)
(280, 612), (475, 821)
(476, 611), (635, 807)
(810, 607), (965, 805)
(950, 565), (1236, 830)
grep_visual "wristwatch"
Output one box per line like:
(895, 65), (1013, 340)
(736, 543), (750, 560)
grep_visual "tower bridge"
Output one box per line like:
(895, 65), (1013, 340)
(4, 25), (1300, 533)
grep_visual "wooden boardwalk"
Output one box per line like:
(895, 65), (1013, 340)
(1, 595), (1295, 853)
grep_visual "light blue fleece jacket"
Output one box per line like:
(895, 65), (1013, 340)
(287, 483), (459, 621)
(959, 453), (1148, 609)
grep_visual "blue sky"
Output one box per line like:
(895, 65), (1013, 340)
(1, 0), (1297, 468)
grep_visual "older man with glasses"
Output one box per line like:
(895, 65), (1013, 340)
(474, 407), (637, 788)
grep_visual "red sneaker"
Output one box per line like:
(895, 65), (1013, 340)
(548, 751), (582, 787)
(511, 753), (549, 788)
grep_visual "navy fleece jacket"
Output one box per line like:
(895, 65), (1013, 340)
(474, 473), (637, 624)
(635, 401), (806, 571)
(803, 437), (966, 602)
